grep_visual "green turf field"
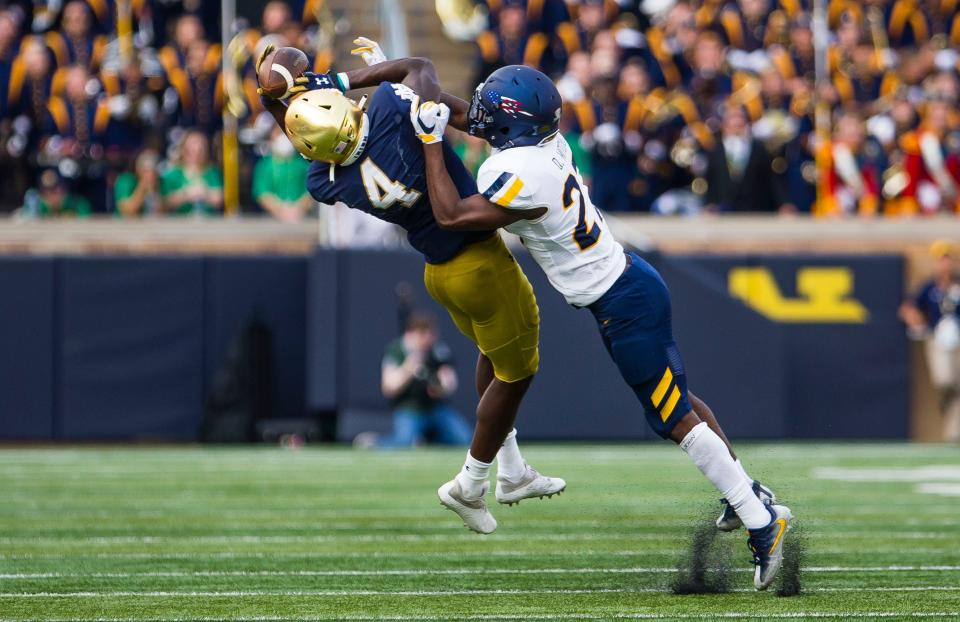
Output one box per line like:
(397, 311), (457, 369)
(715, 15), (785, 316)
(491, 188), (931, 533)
(1, 443), (959, 621)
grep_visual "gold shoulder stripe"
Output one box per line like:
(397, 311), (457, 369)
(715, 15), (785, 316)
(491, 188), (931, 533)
(495, 177), (524, 207)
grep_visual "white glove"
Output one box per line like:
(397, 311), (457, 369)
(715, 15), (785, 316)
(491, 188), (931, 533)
(410, 100), (450, 144)
(351, 37), (387, 66)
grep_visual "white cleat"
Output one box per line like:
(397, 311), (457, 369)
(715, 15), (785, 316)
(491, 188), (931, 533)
(495, 465), (566, 506)
(438, 479), (497, 534)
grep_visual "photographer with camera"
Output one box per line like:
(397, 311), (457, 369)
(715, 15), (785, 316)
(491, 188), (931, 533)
(355, 311), (471, 449)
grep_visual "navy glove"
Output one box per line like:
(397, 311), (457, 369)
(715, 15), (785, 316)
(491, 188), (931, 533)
(288, 71), (349, 95)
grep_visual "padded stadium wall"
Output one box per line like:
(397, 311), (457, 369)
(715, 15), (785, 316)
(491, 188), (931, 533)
(0, 250), (906, 441)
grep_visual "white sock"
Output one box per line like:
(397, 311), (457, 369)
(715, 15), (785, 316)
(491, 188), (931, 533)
(496, 428), (526, 482)
(455, 452), (491, 499)
(734, 459), (753, 485)
(680, 422), (771, 530)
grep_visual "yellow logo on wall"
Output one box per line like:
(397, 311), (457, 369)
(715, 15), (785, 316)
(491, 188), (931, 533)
(728, 267), (869, 323)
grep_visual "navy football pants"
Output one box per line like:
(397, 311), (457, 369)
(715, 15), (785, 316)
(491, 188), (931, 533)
(587, 252), (693, 438)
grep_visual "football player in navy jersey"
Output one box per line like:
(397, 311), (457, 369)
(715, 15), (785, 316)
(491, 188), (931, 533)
(258, 39), (565, 534)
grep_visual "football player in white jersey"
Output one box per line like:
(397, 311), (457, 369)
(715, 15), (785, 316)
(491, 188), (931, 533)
(407, 65), (794, 591)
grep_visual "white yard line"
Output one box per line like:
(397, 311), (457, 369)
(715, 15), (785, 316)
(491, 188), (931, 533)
(2, 565), (960, 579)
(1, 614), (957, 622)
(915, 483), (960, 496)
(2, 547), (956, 559)
(0, 530), (954, 545)
(813, 466), (960, 481)
(2, 586), (959, 597)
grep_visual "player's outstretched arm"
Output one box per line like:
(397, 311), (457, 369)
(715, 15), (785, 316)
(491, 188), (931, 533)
(292, 59), (470, 130)
(342, 58), (470, 130)
(413, 103), (545, 231)
(346, 38), (470, 130)
(344, 58), (441, 102)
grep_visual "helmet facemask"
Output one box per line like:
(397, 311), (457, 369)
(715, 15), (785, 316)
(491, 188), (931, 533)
(467, 84), (496, 142)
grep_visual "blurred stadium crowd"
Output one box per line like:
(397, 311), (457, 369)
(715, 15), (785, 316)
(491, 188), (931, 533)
(0, 0), (959, 218)
(458, 0), (960, 215)
(0, 0), (327, 219)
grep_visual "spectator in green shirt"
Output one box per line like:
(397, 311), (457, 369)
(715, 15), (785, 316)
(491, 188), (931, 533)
(160, 130), (223, 216)
(252, 128), (313, 222)
(355, 311), (471, 449)
(22, 170), (91, 218)
(114, 149), (161, 217)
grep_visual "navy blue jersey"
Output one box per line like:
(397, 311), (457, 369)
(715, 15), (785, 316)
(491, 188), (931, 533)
(306, 82), (491, 264)
(913, 278), (960, 329)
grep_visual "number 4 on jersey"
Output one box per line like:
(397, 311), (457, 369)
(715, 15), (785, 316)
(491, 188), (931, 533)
(361, 159), (422, 209)
(562, 174), (602, 251)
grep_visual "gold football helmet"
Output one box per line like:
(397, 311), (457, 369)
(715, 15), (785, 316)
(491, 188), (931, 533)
(284, 89), (368, 166)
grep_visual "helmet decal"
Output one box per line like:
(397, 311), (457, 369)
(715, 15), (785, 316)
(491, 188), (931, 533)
(468, 65), (561, 149)
(500, 96), (530, 117)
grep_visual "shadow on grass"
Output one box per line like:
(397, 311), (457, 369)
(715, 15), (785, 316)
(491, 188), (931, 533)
(670, 513), (734, 595)
(669, 506), (804, 597)
(776, 523), (804, 597)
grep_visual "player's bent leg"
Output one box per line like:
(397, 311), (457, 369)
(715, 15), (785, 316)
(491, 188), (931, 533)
(427, 235), (565, 530)
(688, 391), (736, 459)
(476, 352), (495, 398)
(474, 352), (560, 499)
(670, 414), (772, 532)
(470, 375), (533, 462)
(688, 391), (776, 531)
(674, 415), (794, 589)
(438, 374), (531, 534)
(473, 351), (566, 503)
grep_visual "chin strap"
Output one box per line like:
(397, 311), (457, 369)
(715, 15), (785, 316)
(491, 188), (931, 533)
(500, 129), (558, 151)
(537, 130), (559, 146)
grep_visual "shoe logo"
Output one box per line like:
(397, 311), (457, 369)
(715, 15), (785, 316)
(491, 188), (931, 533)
(768, 518), (787, 555)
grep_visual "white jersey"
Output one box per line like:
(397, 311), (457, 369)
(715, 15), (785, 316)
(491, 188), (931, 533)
(477, 135), (626, 307)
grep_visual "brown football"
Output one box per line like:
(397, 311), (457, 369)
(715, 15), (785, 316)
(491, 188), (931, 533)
(257, 46), (310, 99)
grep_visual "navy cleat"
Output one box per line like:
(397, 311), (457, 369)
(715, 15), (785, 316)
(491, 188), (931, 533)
(716, 481), (776, 532)
(747, 504), (793, 590)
